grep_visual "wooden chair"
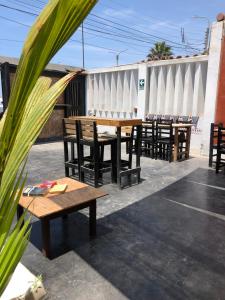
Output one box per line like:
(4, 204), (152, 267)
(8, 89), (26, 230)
(63, 118), (80, 179)
(216, 126), (225, 173)
(141, 121), (155, 158)
(156, 120), (173, 162)
(177, 120), (192, 161)
(145, 114), (154, 121)
(191, 116), (199, 127)
(209, 123), (223, 167)
(78, 120), (116, 187)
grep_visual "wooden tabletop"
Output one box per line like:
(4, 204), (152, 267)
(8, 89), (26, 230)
(19, 178), (107, 218)
(69, 116), (142, 127)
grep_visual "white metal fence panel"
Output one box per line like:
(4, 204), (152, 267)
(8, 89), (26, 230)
(86, 68), (139, 118)
(146, 60), (208, 117)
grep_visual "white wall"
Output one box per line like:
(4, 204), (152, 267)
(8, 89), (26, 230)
(145, 57), (208, 118)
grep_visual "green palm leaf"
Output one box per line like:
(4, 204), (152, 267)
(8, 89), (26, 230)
(0, 0), (97, 295)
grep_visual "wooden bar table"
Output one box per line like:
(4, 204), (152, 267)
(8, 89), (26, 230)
(70, 116), (142, 188)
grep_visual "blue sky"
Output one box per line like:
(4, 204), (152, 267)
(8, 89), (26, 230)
(0, 0), (224, 69)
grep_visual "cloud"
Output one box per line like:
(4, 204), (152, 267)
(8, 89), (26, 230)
(102, 8), (135, 19)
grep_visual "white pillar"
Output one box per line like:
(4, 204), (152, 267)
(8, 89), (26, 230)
(93, 73), (99, 112)
(129, 69), (138, 113)
(137, 63), (148, 119)
(156, 66), (166, 115)
(173, 64), (184, 115)
(99, 73), (105, 112)
(116, 71), (124, 116)
(104, 73), (111, 115)
(165, 65), (175, 114)
(111, 72), (117, 113)
(202, 21), (224, 155)
(149, 66), (158, 114)
(86, 75), (94, 113)
(192, 62), (207, 116)
(122, 70), (130, 114)
(182, 63), (194, 116)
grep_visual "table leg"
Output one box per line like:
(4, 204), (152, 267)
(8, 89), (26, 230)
(71, 142), (75, 176)
(136, 125), (141, 183)
(173, 128), (179, 161)
(116, 126), (122, 188)
(17, 205), (25, 228)
(41, 218), (51, 258)
(185, 127), (191, 159)
(17, 204), (24, 220)
(89, 200), (96, 237)
(64, 141), (69, 177)
(111, 140), (117, 183)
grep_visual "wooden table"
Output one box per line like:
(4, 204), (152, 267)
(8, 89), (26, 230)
(142, 122), (192, 161)
(17, 178), (107, 258)
(70, 116), (142, 188)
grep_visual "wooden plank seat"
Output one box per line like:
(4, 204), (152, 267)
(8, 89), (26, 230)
(63, 119), (93, 180)
(78, 120), (116, 187)
(216, 126), (225, 173)
(63, 118), (80, 179)
(209, 123), (224, 167)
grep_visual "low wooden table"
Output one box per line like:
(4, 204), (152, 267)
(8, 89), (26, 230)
(17, 178), (107, 258)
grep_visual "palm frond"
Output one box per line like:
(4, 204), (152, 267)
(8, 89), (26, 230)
(0, 0), (97, 295)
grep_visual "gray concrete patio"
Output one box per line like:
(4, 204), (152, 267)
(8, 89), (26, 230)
(21, 142), (225, 299)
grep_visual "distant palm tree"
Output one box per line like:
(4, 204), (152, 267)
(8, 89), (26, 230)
(147, 42), (173, 60)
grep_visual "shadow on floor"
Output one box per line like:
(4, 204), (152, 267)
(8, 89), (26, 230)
(29, 168), (225, 300)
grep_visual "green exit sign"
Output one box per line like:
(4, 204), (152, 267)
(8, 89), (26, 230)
(139, 79), (145, 90)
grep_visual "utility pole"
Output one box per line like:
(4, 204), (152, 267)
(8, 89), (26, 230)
(181, 27), (185, 44)
(116, 49), (128, 66)
(81, 22), (85, 68)
(204, 27), (210, 52)
(192, 16), (211, 53)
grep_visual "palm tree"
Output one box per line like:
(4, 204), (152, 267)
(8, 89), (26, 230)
(147, 42), (173, 60)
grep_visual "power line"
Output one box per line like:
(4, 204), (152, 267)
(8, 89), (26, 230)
(0, 12), (145, 54)
(89, 13), (201, 51)
(1, 1), (202, 53)
(0, 3), (37, 16)
(0, 37), (144, 56)
(0, 15), (30, 27)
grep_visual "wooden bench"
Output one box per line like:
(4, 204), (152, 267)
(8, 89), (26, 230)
(17, 178), (107, 258)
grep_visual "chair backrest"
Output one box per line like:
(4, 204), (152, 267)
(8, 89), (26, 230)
(79, 120), (98, 142)
(161, 115), (171, 121)
(217, 126), (225, 148)
(191, 116), (199, 126)
(211, 123), (223, 145)
(156, 120), (173, 140)
(121, 126), (132, 135)
(63, 118), (77, 137)
(170, 115), (178, 123)
(178, 116), (189, 122)
(145, 114), (154, 121)
(142, 121), (154, 139)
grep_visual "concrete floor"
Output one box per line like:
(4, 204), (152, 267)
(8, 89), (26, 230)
(21, 142), (225, 299)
